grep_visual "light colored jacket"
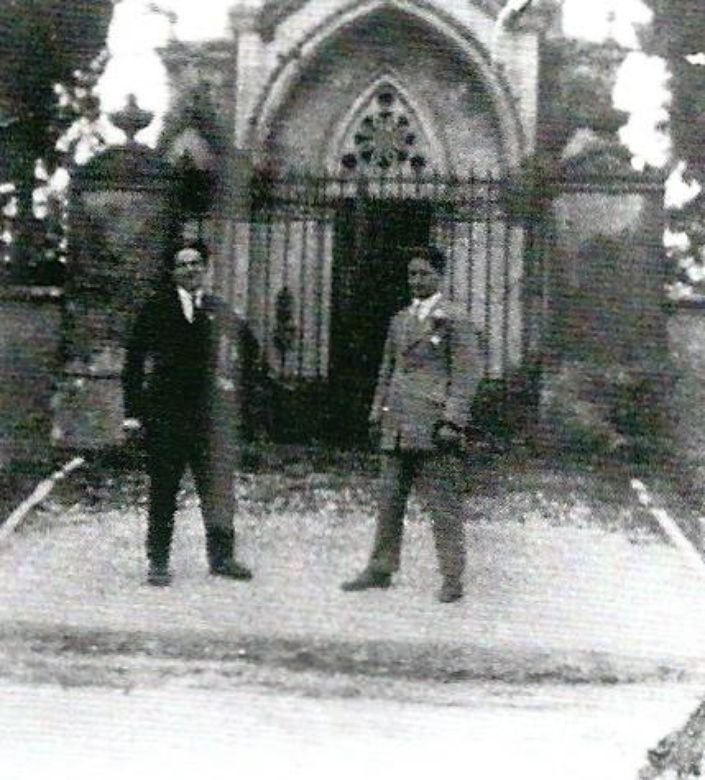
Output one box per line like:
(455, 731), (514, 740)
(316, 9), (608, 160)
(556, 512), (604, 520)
(370, 296), (482, 451)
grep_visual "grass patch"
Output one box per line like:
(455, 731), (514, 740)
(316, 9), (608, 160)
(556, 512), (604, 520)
(20, 443), (692, 545)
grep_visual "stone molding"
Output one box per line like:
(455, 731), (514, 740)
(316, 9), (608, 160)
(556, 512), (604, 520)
(245, 0), (528, 169)
(255, 0), (504, 42)
(496, 0), (560, 34)
(665, 297), (705, 312)
(323, 72), (450, 174)
(557, 138), (664, 192)
(229, 6), (260, 34)
(159, 39), (237, 80)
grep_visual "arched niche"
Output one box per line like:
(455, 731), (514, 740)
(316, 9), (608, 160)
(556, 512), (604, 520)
(324, 74), (449, 175)
(247, 1), (525, 174)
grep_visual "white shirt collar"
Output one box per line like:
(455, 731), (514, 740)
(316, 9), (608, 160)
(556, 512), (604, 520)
(177, 287), (203, 323)
(411, 291), (442, 322)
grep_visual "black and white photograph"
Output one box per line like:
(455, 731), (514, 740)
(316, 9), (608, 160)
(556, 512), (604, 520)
(0, 0), (704, 777)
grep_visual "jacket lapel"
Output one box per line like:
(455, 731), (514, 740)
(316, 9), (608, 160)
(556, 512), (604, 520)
(401, 305), (422, 351)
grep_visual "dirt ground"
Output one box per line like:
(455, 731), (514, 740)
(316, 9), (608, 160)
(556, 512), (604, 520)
(1, 449), (703, 681)
(1, 449), (704, 777)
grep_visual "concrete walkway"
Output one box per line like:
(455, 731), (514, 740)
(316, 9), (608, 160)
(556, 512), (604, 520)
(3, 680), (705, 780)
(0, 487), (703, 685)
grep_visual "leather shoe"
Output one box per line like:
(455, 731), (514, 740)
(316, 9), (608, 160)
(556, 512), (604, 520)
(147, 564), (172, 587)
(210, 560), (253, 581)
(438, 580), (463, 603)
(341, 570), (391, 591)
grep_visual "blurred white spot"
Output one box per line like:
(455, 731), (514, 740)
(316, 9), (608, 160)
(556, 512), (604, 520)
(666, 162), (702, 209)
(562, 0), (652, 49)
(2, 196), (17, 217)
(665, 229), (690, 250)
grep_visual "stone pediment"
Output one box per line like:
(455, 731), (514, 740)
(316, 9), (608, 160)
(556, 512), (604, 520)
(255, 0), (504, 42)
(246, 0), (532, 164)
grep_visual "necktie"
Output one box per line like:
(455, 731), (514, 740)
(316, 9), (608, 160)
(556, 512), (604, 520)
(192, 292), (204, 323)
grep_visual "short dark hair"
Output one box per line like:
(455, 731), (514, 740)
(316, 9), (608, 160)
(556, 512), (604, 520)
(181, 239), (209, 261)
(407, 245), (446, 274)
(173, 246), (208, 267)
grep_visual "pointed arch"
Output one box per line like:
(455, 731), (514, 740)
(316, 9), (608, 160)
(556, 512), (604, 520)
(246, 0), (526, 171)
(255, 0), (504, 41)
(322, 72), (450, 174)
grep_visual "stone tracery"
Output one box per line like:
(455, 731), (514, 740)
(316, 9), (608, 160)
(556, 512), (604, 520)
(340, 86), (428, 173)
(243, 1), (528, 171)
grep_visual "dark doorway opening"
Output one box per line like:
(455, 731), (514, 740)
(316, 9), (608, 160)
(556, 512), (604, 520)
(328, 198), (432, 445)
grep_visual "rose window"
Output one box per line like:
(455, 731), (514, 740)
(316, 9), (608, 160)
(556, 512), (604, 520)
(341, 89), (427, 173)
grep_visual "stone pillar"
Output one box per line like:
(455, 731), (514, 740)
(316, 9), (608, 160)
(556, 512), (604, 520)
(209, 10), (259, 311)
(493, 0), (561, 159)
(211, 147), (253, 312)
(158, 37), (237, 272)
(539, 141), (668, 458)
(549, 145), (666, 364)
(666, 302), (705, 502)
(53, 97), (174, 450)
(0, 286), (62, 469)
(229, 7), (266, 150)
(158, 30), (255, 311)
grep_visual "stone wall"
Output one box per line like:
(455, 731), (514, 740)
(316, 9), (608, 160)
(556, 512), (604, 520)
(550, 188), (665, 364)
(666, 303), (705, 496)
(53, 138), (174, 451)
(539, 149), (668, 459)
(0, 287), (63, 469)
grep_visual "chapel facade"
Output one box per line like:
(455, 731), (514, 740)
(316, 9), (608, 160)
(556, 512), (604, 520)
(151, 0), (664, 445)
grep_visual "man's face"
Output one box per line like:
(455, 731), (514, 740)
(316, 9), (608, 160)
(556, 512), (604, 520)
(173, 248), (207, 294)
(408, 256), (442, 300)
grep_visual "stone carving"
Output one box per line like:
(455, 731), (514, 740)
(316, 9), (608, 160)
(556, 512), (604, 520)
(340, 86), (427, 173)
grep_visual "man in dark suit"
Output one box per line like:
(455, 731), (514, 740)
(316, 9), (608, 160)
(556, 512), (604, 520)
(342, 245), (482, 602)
(122, 246), (257, 586)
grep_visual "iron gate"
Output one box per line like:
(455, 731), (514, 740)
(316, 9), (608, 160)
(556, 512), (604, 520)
(224, 170), (546, 442)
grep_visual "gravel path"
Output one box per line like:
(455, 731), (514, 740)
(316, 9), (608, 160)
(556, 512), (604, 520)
(0, 469), (703, 686)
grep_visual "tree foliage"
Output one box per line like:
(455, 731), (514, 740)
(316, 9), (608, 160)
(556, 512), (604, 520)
(641, 0), (705, 292)
(644, 0), (705, 177)
(540, 37), (629, 157)
(0, 0), (115, 281)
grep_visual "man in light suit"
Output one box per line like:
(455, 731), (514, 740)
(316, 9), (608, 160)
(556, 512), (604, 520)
(122, 246), (257, 586)
(342, 245), (482, 602)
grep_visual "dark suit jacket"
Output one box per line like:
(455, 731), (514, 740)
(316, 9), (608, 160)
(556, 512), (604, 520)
(122, 288), (258, 441)
(370, 295), (482, 451)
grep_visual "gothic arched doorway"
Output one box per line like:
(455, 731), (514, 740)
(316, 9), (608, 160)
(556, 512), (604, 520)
(329, 197), (433, 444)
(238, 5), (531, 444)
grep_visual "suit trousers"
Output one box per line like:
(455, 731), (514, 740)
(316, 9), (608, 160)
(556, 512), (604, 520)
(368, 449), (467, 583)
(145, 417), (236, 569)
